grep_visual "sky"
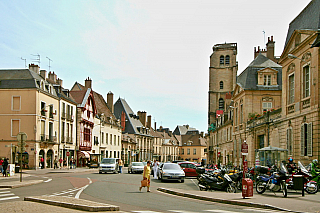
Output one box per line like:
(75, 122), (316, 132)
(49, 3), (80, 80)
(0, 0), (311, 132)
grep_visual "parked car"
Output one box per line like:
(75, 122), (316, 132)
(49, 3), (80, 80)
(178, 162), (199, 177)
(128, 162), (144, 174)
(158, 162), (185, 182)
(98, 158), (119, 174)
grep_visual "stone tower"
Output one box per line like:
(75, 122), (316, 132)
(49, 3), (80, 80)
(208, 43), (238, 127)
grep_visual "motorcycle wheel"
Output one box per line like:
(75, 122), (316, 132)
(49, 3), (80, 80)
(305, 183), (318, 194)
(226, 183), (237, 193)
(256, 181), (266, 194)
(199, 186), (207, 191)
(281, 181), (287, 197)
(236, 181), (242, 191)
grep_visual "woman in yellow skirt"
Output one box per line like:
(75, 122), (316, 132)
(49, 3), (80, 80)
(140, 160), (151, 192)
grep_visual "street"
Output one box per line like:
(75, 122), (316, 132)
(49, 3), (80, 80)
(1, 168), (319, 213)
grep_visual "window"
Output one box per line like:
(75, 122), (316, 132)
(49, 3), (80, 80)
(106, 133), (108, 144)
(118, 136), (120, 146)
(84, 128), (91, 142)
(289, 74), (295, 104)
(301, 123), (312, 156)
(182, 149), (184, 155)
(262, 102), (272, 112)
(220, 55), (224, 65)
(219, 98), (224, 110)
(220, 81), (223, 89)
(114, 135), (116, 146)
(62, 103), (66, 118)
(41, 102), (46, 116)
(240, 104), (243, 123)
(12, 96), (21, 111)
(61, 122), (65, 141)
(101, 133), (104, 144)
(193, 148), (196, 155)
(187, 148), (190, 155)
(235, 108), (238, 126)
(225, 55), (230, 65)
(11, 119), (20, 137)
(287, 128), (293, 155)
(303, 65), (310, 98)
(110, 134), (112, 145)
(264, 75), (271, 85)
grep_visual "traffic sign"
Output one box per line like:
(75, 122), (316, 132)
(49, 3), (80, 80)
(241, 141), (248, 155)
(17, 132), (27, 142)
(66, 152), (70, 157)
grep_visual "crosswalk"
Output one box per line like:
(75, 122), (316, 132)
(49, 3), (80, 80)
(0, 188), (19, 201)
(45, 187), (81, 197)
(126, 208), (286, 213)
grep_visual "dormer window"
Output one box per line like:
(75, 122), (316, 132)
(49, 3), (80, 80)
(264, 75), (271, 85)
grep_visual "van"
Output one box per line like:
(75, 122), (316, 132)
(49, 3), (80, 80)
(99, 158), (119, 174)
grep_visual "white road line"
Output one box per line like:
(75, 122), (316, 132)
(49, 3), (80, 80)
(243, 208), (282, 213)
(0, 191), (10, 193)
(204, 210), (239, 213)
(0, 196), (19, 201)
(75, 177), (92, 199)
(190, 179), (199, 188)
(0, 188), (9, 191)
(169, 210), (198, 213)
(44, 178), (52, 183)
(132, 211), (162, 213)
(51, 188), (80, 196)
(0, 193), (14, 197)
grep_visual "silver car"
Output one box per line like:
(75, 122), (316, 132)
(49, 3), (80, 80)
(99, 158), (119, 174)
(128, 162), (144, 174)
(158, 163), (185, 183)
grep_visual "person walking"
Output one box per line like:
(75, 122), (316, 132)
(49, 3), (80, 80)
(139, 160), (151, 192)
(2, 158), (8, 177)
(54, 156), (58, 169)
(59, 157), (63, 169)
(0, 158), (3, 175)
(118, 159), (123, 173)
(40, 157), (44, 169)
(153, 159), (159, 179)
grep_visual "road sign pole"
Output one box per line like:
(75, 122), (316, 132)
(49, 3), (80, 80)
(17, 132), (27, 182)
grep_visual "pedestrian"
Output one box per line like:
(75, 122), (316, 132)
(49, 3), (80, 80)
(70, 157), (73, 169)
(73, 158), (76, 169)
(54, 156), (58, 169)
(59, 157), (63, 169)
(139, 160), (151, 192)
(153, 159), (159, 179)
(118, 159), (123, 173)
(0, 158), (3, 174)
(2, 158), (8, 177)
(40, 157), (44, 169)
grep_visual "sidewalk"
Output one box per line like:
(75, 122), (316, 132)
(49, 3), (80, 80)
(157, 187), (320, 213)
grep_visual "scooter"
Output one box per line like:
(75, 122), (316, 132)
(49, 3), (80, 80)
(256, 164), (288, 197)
(286, 161), (318, 194)
(198, 170), (236, 193)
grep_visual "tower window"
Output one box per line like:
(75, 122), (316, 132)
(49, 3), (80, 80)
(225, 55), (230, 65)
(220, 56), (224, 65)
(220, 81), (223, 89)
(219, 98), (224, 110)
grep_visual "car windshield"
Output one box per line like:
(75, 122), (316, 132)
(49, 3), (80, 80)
(101, 159), (116, 164)
(163, 164), (181, 170)
(132, 162), (144, 166)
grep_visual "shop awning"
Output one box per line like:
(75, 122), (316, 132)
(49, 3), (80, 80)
(78, 151), (90, 158)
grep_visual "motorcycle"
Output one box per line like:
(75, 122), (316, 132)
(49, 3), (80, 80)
(286, 161), (318, 194)
(256, 164), (288, 197)
(198, 169), (236, 193)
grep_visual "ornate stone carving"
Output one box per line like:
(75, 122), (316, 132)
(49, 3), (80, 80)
(287, 63), (295, 72)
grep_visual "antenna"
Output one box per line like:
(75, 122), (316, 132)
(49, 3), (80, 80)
(21, 57), (26, 68)
(262, 30), (266, 45)
(46, 57), (53, 71)
(31, 54), (40, 67)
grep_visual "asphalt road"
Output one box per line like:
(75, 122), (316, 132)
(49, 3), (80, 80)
(2, 168), (290, 213)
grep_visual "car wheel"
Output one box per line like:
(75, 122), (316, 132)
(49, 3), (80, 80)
(99, 171), (102, 174)
(180, 179), (185, 183)
(128, 169), (131, 174)
(160, 174), (164, 182)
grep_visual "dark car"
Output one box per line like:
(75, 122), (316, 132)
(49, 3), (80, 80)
(178, 162), (199, 177)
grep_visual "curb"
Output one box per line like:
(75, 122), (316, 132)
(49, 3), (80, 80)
(24, 196), (120, 212)
(157, 188), (304, 213)
(0, 180), (43, 188)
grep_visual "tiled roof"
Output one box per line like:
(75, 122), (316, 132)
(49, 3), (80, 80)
(69, 90), (87, 105)
(284, 0), (320, 47)
(237, 54), (282, 91)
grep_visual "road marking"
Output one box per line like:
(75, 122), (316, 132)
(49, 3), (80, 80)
(132, 211), (162, 213)
(44, 178), (52, 183)
(75, 177), (92, 199)
(169, 210), (199, 213)
(50, 188), (80, 196)
(0, 193), (14, 197)
(0, 191), (10, 194)
(243, 208), (283, 212)
(204, 210), (239, 213)
(190, 179), (199, 188)
(0, 196), (19, 201)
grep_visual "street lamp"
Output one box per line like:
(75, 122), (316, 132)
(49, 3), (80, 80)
(288, 54), (306, 62)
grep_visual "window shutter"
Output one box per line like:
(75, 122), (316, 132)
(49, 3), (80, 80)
(287, 128), (292, 155)
(301, 124), (305, 156)
(307, 122), (313, 156)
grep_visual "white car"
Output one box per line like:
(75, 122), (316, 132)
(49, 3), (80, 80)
(99, 158), (119, 174)
(128, 162), (144, 174)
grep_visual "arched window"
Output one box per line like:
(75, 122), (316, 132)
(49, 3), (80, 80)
(225, 55), (230, 65)
(219, 98), (224, 110)
(220, 81), (223, 89)
(220, 55), (224, 65)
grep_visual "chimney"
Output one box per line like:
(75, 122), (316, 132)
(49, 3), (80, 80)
(85, 77), (92, 89)
(266, 36), (275, 61)
(40, 70), (47, 79)
(154, 121), (157, 130)
(107, 92), (114, 113)
(29, 64), (40, 74)
(137, 111), (147, 126)
(147, 115), (152, 129)
(48, 71), (57, 82)
(121, 111), (126, 132)
(56, 78), (63, 87)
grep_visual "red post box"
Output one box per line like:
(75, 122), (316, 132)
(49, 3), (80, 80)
(242, 178), (253, 198)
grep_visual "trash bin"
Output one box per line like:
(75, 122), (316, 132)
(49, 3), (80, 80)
(293, 175), (303, 190)
(15, 166), (20, 173)
(242, 178), (253, 198)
